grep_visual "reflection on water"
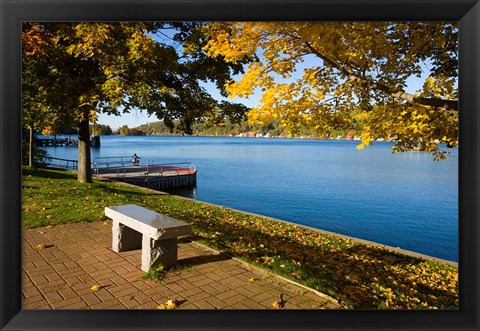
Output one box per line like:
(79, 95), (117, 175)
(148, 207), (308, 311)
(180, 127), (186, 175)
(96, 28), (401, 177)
(163, 186), (197, 200)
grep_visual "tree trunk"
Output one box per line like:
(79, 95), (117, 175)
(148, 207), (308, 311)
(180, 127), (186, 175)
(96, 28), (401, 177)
(77, 118), (92, 183)
(28, 124), (34, 167)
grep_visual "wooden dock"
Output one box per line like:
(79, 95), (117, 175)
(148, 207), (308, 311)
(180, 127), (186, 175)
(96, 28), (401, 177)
(94, 163), (197, 191)
(35, 137), (78, 147)
(35, 135), (100, 147)
(45, 155), (196, 191)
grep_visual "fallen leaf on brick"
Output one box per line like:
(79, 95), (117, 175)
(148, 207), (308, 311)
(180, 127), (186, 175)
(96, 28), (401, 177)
(165, 299), (177, 309)
(271, 294), (285, 309)
(248, 278), (255, 283)
(35, 243), (46, 250)
(90, 285), (101, 292)
(156, 299), (177, 310)
(271, 300), (282, 309)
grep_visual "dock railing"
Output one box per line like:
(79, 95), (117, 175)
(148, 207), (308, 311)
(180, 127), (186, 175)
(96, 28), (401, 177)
(46, 157), (78, 171)
(92, 156), (131, 168)
(91, 159), (196, 178)
(43, 157), (195, 178)
(144, 162), (196, 178)
(92, 156), (131, 175)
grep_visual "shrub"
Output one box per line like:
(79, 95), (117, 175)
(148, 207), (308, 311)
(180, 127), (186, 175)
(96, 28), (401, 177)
(22, 142), (50, 167)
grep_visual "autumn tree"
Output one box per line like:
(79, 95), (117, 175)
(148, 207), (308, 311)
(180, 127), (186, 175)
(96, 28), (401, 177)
(162, 22), (251, 132)
(203, 22), (458, 160)
(22, 25), (66, 167)
(22, 58), (52, 167)
(22, 22), (250, 182)
(90, 124), (112, 135)
(118, 125), (130, 135)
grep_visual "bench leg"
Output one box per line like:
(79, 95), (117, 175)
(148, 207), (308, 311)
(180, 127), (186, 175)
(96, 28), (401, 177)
(112, 220), (142, 252)
(141, 235), (178, 272)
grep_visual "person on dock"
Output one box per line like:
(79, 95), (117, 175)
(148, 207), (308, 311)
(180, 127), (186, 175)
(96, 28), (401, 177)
(131, 153), (141, 166)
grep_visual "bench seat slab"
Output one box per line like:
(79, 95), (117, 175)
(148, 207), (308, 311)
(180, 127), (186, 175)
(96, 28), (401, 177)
(105, 205), (191, 240)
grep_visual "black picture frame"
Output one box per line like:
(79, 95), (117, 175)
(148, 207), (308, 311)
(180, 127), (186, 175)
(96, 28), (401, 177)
(1, 0), (479, 330)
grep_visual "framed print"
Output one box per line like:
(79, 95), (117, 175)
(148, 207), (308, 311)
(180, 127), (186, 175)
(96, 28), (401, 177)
(1, 0), (479, 330)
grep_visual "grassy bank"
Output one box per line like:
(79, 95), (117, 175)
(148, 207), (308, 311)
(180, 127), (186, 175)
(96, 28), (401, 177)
(22, 167), (458, 309)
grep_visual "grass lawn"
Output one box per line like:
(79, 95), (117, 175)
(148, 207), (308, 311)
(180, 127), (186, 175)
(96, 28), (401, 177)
(22, 166), (458, 309)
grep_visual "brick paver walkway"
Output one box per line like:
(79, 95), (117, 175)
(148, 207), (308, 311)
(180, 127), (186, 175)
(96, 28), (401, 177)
(22, 221), (342, 309)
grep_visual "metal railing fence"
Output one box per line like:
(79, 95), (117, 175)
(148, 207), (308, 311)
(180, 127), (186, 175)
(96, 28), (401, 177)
(45, 157), (78, 171)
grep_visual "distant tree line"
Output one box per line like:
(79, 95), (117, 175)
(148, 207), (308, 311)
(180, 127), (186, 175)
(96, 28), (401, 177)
(90, 124), (113, 135)
(132, 118), (356, 139)
(116, 125), (145, 136)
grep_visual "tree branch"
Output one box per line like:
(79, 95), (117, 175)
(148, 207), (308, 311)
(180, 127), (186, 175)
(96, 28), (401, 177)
(304, 41), (459, 111)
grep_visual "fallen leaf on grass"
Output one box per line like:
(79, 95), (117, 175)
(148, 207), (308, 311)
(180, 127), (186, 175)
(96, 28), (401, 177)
(291, 271), (301, 279)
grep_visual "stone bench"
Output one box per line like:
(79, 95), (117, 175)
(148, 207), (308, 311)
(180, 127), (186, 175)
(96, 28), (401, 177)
(104, 204), (192, 271)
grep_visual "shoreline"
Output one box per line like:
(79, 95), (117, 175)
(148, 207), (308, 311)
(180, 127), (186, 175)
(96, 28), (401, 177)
(36, 135), (459, 263)
(178, 198), (459, 267)
(115, 180), (458, 268)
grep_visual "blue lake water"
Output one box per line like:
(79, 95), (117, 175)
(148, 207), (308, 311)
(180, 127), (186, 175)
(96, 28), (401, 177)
(40, 135), (458, 262)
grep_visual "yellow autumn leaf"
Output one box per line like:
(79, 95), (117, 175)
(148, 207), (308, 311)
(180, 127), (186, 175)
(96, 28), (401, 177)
(291, 271), (301, 279)
(356, 143), (365, 150)
(156, 304), (166, 309)
(90, 285), (101, 292)
(165, 299), (177, 309)
(248, 278), (255, 283)
(272, 300), (282, 309)
(35, 243), (46, 250)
